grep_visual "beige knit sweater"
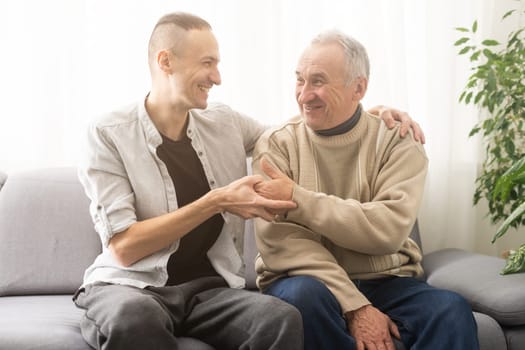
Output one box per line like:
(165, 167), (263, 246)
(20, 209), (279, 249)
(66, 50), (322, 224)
(252, 109), (428, 314)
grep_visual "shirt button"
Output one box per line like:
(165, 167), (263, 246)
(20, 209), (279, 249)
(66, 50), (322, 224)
(187, 129), (192, 134)
(198, 151), (203, 156)
(210, 180), (215, 186)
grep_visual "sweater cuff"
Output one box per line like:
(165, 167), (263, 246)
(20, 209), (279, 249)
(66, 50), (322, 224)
(279, 184), (310, 224)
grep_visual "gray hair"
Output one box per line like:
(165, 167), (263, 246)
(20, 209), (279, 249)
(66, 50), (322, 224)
(311, 30), (370, 85)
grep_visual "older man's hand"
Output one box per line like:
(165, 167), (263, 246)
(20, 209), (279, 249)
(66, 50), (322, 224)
(346, 304), (401, 350)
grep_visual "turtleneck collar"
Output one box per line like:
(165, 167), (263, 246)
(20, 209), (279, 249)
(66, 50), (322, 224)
(315, 104), (362, 136)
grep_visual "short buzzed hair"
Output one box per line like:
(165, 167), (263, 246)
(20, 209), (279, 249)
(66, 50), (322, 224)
(311, 30), (370, 85)
(147, 12), (212, 67)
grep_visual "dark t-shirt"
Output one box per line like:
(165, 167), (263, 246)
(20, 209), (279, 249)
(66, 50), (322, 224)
(156, 133), (224, 285)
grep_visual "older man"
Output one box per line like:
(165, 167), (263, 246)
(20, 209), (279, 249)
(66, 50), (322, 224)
(253, 30), (479, 350)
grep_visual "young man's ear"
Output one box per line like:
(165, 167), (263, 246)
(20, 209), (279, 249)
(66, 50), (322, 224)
(157, 49), (172, 74)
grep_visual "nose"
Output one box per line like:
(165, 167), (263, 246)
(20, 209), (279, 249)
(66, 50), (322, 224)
(211, 67), (221, 86)
(296, 83), (315, 104)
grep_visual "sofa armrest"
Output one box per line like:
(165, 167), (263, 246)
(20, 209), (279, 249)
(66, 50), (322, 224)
(423, 248), (525, 326)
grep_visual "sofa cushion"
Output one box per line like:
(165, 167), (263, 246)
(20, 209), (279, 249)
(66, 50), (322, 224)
(0, 168), (101, 296)
(505, 324), (525, 350)
(0, 294), (219, 350)
(0, 295), (91, 350)
(473, 312), (507, 350)
(423, 248), (525, 326)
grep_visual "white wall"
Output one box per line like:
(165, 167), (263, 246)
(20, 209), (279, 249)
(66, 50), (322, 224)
(1, 0), (523, 256)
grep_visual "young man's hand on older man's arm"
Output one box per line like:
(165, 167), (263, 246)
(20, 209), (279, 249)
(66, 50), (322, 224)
(368, 105), (426, 144)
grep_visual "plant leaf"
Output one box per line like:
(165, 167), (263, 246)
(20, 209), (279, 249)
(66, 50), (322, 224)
(474, 91), (484, 104)
(469, 50), (481, 61)
(482, 39), (500, 46)
(459, 46), (471, 55)
(482, 48), (494, 59)
(465, 91), (473, 104)
(454, 37), (470, 46)
(459, 90), (467, 102)
(492, 201), (525, 242)
(472, 20), (478, 33)
(502, 155), (525, 179)
(501, 243), (525, 275)
(468, 126), (481, 137)
(502, 9), (516, 20)
(455, 27), (469, 32)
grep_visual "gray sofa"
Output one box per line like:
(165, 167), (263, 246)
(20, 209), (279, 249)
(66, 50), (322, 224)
(0, 167), (524, 350)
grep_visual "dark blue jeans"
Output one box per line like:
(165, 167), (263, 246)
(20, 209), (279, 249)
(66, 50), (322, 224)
(265, 275), (479, 350)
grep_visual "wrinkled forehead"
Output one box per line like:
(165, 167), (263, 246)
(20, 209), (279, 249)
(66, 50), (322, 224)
(296, 43), (346, 77)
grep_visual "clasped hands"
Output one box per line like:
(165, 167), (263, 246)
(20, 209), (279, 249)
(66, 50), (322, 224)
(218, 158), (295, 222)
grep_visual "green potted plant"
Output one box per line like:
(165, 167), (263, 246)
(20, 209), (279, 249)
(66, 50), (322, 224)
(492, 154), (525, 273)
(455, 3), (525, 274)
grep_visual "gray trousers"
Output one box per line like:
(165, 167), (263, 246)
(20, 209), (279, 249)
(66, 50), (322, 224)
(73, 276), (303, 350)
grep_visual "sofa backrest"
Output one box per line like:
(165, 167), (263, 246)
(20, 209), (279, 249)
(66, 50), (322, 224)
(0, 168), (101, 296)
(0, 167), (424, 296)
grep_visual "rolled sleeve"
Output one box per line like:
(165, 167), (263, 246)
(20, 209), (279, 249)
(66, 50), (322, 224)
(79, 122), (138, 248)
(92, 194), (136, 247)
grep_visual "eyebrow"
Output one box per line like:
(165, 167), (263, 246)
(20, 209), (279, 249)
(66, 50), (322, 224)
(202, 55), (220, 63)
(295, 71), (327, 80)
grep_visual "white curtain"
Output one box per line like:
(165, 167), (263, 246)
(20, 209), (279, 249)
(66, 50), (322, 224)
(1, 0), (522, 255)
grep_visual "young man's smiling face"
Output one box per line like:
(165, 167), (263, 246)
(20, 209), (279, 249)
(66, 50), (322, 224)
(170, 29), (221, 110)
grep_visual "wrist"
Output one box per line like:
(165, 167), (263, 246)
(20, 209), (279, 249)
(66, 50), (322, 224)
(344, 310), (355, 323)
(204, 187), (225, 215)
(345, 304), (371, 322)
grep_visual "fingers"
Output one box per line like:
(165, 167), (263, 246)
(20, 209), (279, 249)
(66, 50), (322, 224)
(360, 339), (395, 350)
(411, 121), (426, 144)
(402, 120), (426, 144)
(394, 113), (426, 144)
(389, 319), (401, 340)
(385, 338), (396, 350)
(245, 174), (265, 185)
(396, 111), (410, 138)
(256, 195), (297, 210)
(381, 110), (396, 129)
(256, 208), (277, 222)
(373, 105), (427, 144)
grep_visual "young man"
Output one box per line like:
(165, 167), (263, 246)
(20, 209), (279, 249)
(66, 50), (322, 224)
(75, 12), (424, 350)
(253, 31), (479, 350)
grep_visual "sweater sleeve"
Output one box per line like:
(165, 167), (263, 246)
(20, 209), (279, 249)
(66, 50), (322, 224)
(254, 217), (371, 314)
(285, 138), (428, 255)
